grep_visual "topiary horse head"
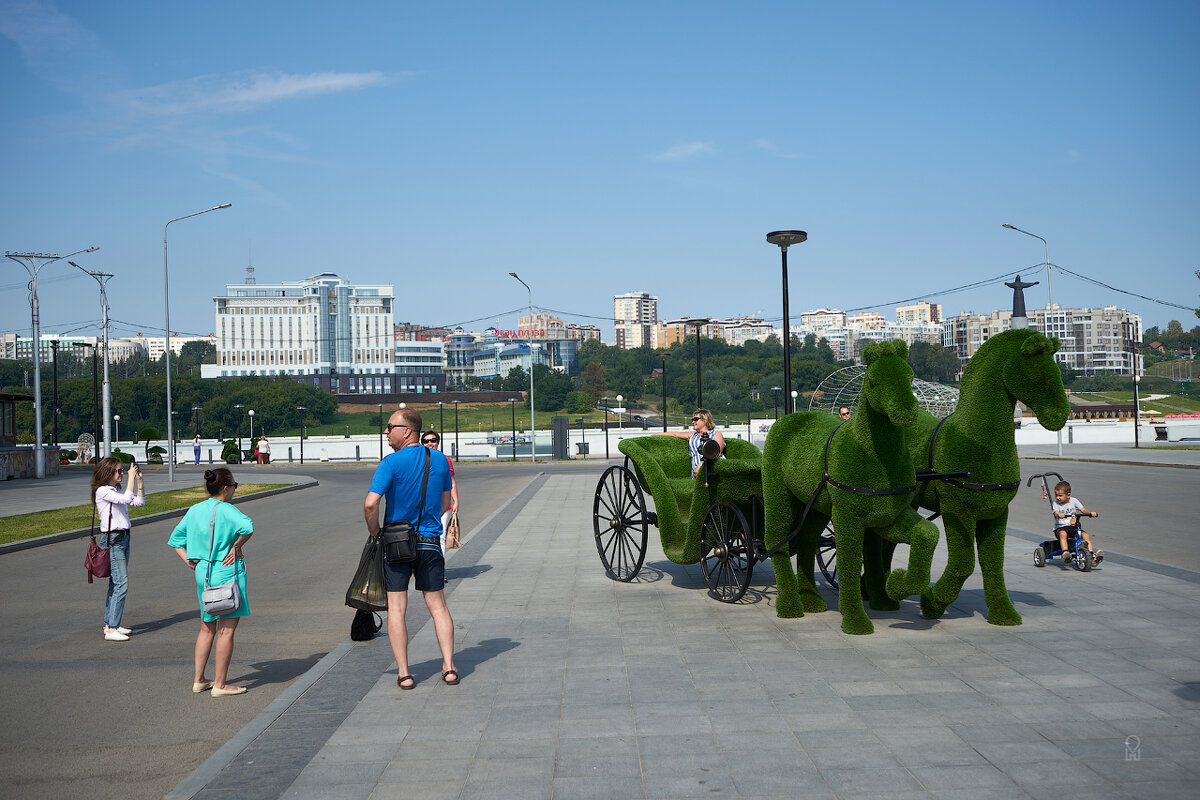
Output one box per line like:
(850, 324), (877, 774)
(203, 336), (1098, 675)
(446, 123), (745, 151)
(762, 340), (941, 634)
(907, 328), (1069, 625)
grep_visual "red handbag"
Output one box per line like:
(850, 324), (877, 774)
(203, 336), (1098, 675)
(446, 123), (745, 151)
(85, 504), (111, 583)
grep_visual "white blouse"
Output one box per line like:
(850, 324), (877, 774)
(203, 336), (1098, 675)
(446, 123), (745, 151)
(94, 485), (146, 532)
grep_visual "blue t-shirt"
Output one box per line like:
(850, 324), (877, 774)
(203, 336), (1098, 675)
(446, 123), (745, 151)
(369, 445), (452, 544)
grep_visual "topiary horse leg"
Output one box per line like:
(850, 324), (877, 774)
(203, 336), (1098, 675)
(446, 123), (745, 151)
(765, 496), (807, 619)
(862, 531), (898, 611)
(829, 509), (872, 635)
(976, 513), (1022, 626)
(882, 508), (938, 602)
(794, 514), (829, 612)
(920, 511), (974, 619)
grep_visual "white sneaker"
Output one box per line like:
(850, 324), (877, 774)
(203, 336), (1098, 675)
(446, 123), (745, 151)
(103, 626), (132, 635)
(104, 630), (129, 642)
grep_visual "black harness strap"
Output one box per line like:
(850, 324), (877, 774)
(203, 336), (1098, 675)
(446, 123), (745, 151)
(927, 413), (1021, 492)
(761, 421), (916, 560)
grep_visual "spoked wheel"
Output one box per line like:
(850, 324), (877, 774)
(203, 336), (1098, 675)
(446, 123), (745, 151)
(699, 501), (754, 602)
(593, 466), (650, 581)
(816, 521), (838, 587)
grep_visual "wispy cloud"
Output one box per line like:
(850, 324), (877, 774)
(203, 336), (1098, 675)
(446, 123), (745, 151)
(752, 139), (805, 159)
(110, 70), (394, 118)
(651, 141), (717, 161)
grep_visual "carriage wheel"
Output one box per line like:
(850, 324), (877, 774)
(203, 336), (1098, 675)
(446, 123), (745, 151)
(593, 466), (650, 581)
(699, 502), (754, 602)
(816, 521), (838, 587)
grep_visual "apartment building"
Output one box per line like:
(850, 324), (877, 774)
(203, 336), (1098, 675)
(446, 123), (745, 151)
(614, 292), (658, 349)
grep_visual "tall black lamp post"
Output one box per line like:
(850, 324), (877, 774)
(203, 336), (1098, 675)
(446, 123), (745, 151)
(1133, 375), (1141, 448)
(452, 399), (461, 462)
(509, 398), (519, 461)
(766, 230), (807, 414)
(685, 319), (710, 408)
(234, 403), (245, 456)
(658, 353), (669, 432)
(376, 402), (384, 461)
(51, 340), (60, 446)
(436, 401), (445, 442)
(74, 342), (99, 451)
(602, 396), (610, 459)
(296, 406), (306, 465)
(771, 385), (781, 420)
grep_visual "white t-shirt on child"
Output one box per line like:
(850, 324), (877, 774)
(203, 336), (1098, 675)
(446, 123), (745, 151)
(1051, 497), (1084, 529)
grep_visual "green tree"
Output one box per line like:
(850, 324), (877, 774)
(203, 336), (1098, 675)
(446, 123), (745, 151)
(581, 361), (607, 400)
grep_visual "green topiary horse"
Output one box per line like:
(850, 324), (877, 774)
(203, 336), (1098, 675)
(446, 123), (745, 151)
(762, 340), (940, 634)
(908, 328), (1069, 625)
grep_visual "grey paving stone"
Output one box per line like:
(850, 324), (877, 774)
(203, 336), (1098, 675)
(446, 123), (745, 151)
(819, 765), (925, 795)
(552, 775), (645, 800)
(906, 762), (1018, 791)
(282, 783), (375, 800)
(290, 760), (388, 786)
(641, 769), (737, 798)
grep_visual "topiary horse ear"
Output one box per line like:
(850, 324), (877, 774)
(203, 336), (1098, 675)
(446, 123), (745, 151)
(892, 339), (908, 360)
(863, 342), (881, 365)
(1021, 332), (1062, 357)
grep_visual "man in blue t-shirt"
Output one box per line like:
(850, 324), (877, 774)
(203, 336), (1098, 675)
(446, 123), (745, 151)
(364, 408), (458, 690)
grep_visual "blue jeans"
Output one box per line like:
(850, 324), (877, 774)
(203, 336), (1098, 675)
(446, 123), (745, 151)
(194, 446), (201, 465)
(99, 532), (130, 628)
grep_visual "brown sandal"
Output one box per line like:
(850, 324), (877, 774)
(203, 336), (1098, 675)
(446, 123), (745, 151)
(442, 669), (460, 685)
(398, 674), (416, 690)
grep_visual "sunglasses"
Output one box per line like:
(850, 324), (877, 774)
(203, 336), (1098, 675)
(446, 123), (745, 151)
(384, 424), (408, 432)
(231, 481), (239, 489)
(422, 438), (439, 445)
(691, 416), (702, 422)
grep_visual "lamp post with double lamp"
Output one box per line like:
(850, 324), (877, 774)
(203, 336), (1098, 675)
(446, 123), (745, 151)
(1002, 222), (1061, 456)
(766, 230), (807, 414)
(452, 399), (461, 462)
(69, 261), (114, 457)
(192, 406), (202, 436)
(509, 272), (536, 462)
(771, 386), (781, 420)
(73, 342), (100, 454)
(377, 403), (384, 461)
(164, 203), (231, 482)
(658, 353), (669, 432)
(509, 398), (519, 461)
(5, 246), (99, 478)
(296, 406), (307, 465)
(685, 319), (710, 408)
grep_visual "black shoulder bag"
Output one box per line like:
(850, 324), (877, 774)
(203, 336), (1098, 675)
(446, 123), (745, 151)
(381, 448), (431, 564)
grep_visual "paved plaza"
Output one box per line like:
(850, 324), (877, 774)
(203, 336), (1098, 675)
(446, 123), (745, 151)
(169, 450), (1198, 800)
(1, 446), (1197, 799)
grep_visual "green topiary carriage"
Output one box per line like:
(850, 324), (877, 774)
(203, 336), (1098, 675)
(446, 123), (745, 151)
(592, 435), (772, 601)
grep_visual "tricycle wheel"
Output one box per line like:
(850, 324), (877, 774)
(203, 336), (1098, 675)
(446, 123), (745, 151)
(1033, 546), (1046, 567)
(1075, 547), (1093, 572)
(816, 521), (838, 587)
(699, 501), (754, 602)
(593, 465), (650, 581)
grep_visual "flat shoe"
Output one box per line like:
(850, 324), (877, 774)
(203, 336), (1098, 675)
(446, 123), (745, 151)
(104, 626), (132, 635)
(398, 674), (416, 690)
(211, 686), (247, 697)
(442, 669), (460, 685)
(104, 631), (129, 642)
(193, 681), (214, 693)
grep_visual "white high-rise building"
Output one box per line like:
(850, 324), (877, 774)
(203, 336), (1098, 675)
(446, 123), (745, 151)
(614, 292), (658, 349)
(201, 272), (395, 393)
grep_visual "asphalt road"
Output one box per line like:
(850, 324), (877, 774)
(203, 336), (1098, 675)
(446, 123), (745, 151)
(0, 456), (1193, 798)
(0, 460), (552, 800)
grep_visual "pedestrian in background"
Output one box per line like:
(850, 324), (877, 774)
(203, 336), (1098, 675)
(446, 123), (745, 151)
(91, 456), (145, 641)
(420, 430), (459, 550)
(193, 433), (202, 465)
(168, 468), (254, 696)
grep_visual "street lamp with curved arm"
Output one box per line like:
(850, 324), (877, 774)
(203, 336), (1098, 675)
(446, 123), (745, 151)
(165, 203), (231, 482)
(5, 246), (98, 478)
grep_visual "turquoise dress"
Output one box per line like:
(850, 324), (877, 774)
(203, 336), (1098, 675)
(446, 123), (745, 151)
(168, 498), (254, 621)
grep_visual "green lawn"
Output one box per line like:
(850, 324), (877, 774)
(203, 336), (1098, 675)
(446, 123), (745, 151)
(0, 484), (289, 545)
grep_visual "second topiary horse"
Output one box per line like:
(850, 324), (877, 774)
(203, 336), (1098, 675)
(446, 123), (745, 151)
(909, 328), (1069, 625)
(762, 340), (940, 634)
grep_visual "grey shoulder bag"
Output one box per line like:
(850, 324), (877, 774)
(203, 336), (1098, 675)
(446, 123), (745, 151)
(201, 503), (243, 616)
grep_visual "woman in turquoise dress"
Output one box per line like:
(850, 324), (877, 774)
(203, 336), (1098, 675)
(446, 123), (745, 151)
(168, 468), (254, 697)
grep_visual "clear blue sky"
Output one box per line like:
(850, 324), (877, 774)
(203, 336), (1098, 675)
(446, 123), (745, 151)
(3, 0), (1197, 345)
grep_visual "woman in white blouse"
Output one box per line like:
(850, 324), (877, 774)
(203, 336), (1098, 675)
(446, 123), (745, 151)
(90, 457), (145, 641)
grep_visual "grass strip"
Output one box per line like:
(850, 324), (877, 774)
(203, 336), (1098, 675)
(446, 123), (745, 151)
(0, 484), (289, 545)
